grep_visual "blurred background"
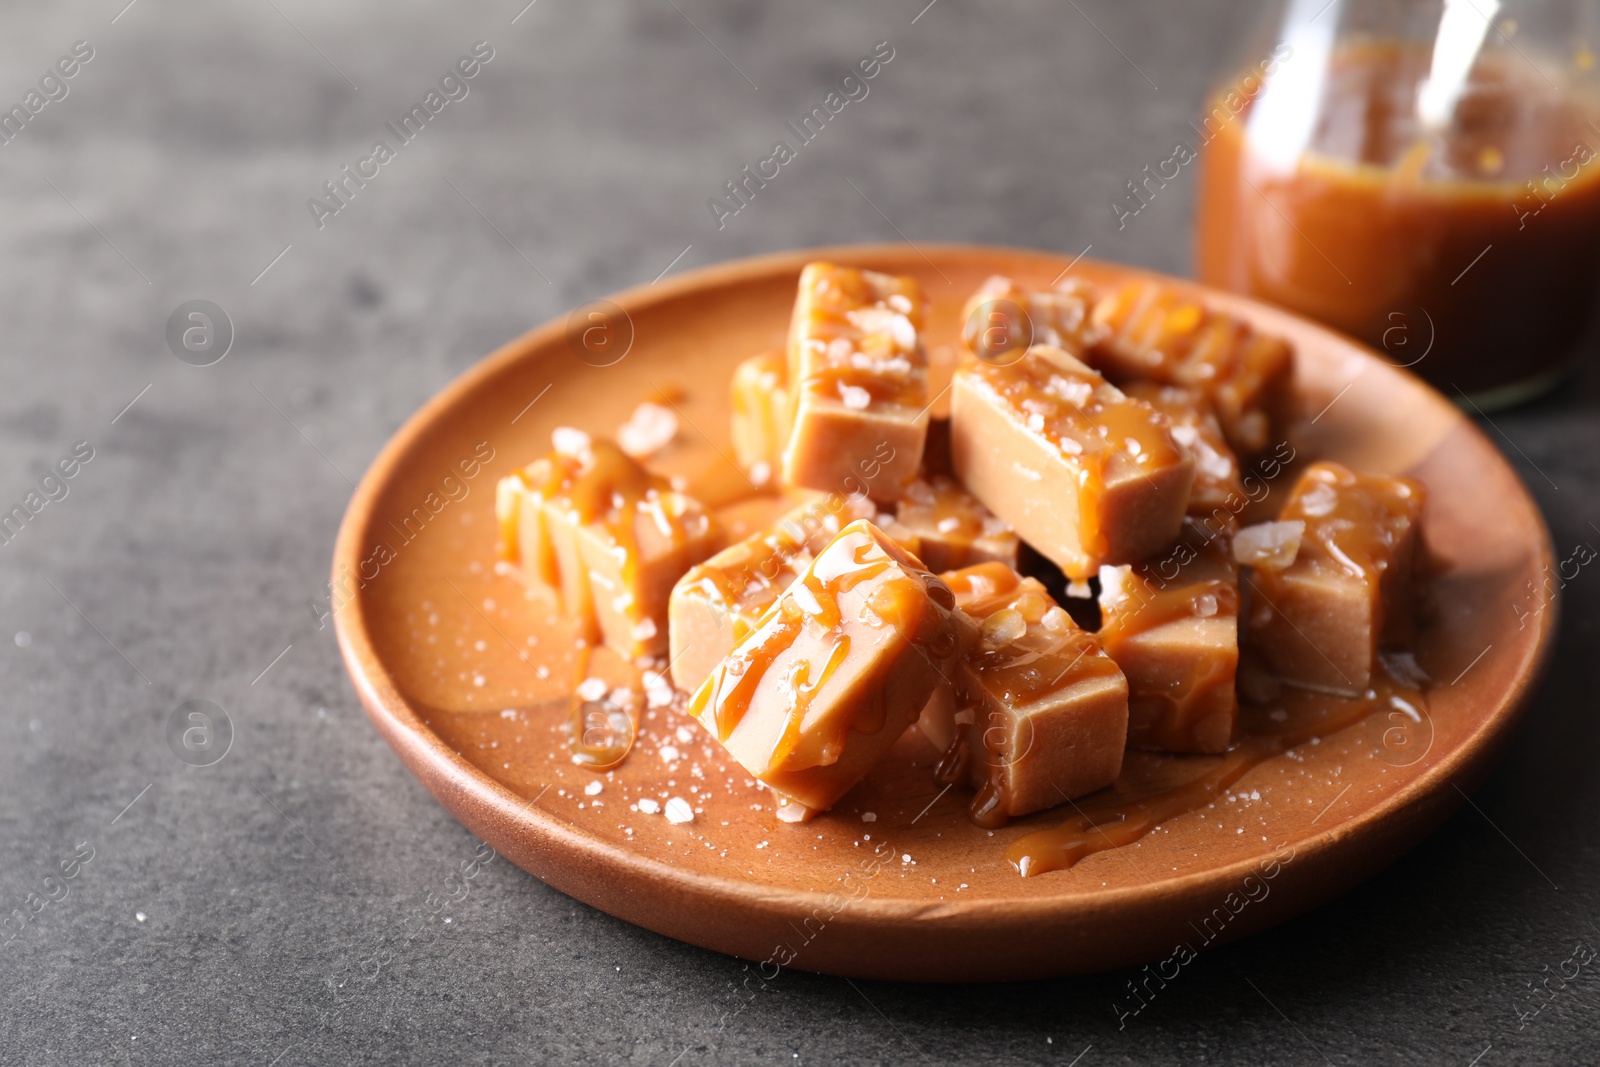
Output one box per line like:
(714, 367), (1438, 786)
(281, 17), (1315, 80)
(0, 1), (1596, 1063)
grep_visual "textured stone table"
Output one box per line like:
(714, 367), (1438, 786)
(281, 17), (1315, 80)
(2, 1), (1596, 1063)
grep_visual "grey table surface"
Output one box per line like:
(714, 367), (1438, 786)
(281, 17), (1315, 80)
(1, 1), (1597, 1064)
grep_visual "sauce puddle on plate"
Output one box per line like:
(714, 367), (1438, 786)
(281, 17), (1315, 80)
(1006, 660), (1428, 876)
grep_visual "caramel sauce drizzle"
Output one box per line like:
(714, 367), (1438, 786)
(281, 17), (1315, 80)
(789, 263), (928, 411)
(939, 562), (1124, 828)
(1004, 660), (1428, 877)
(959, 275), (1105, 361)
(1099, 521), (1239, 641)
(522, 438), (710, 607)
(688, 523), (933, 775)
(1088, 281), (1292, 454)
(1276, 461), (1425, 581)
(1123, 382), (1245, 516)
(564, 644), (638, 770)
(1093, 281), (1245, 378)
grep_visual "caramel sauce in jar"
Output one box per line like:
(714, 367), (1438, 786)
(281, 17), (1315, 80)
(1197, 42), (1600, 402)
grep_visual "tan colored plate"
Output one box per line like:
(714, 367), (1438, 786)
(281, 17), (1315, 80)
(332, 244), (1558, 982)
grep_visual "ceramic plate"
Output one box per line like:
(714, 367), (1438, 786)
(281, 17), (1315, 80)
(333, 244), (1557, 982)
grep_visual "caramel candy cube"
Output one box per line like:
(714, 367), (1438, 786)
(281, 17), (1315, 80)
(495, 433), (723, 660)
(1098, 519), (1241, 754)
(688, 520), (971, 819)
(1122, 382), (1246, 524)
(782, 263), (929, 498)
(959, 274), (1104, 363)
(950, 345), (1195, 579)
(667, 494), (919, 693)
(1243, 461), (1425, 693)
(920, 562), (1128, 820)
(1089, 280), (1293, 456)
(894, 475), (1018, 574)
(730, 351), (791, 487)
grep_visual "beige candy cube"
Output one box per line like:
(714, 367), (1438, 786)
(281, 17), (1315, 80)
(920, 562), (1128, 822)
(667, 493), (919, 693)
(1088, 280), (1293, 457)
(959, 274), (1105, 364)
(1098, 519), (1241, 754)
(1243, 462), (1424, 694)
(893, 475), (1018, 574)
(688, 520), (971, 820)
(730, 351), (791, 487)
(950, 345), (1194, 579)
(495, 433), (723, 659)
(781, 263), (929, 499)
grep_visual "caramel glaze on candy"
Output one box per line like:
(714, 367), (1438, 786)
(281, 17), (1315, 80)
(1276, 461), (1425, 609)
(1089, 280), (1293, 457)
(688, 519), (971, 816)
(1246, 460), (1426, 692)
(496, 435), (721, 658)
(959, 274), (1104, 363)
(1098, 520), (1242, 754)
(935, 562), (1127, 828)
(783, 263), (930, 497)
(788, 264), (927, 409)
(1123, 381), (1247, 521)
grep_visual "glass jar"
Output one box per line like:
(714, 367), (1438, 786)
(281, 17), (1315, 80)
(1195, 0), (1600, 407)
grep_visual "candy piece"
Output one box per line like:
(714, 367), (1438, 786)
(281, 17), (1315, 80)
(689, 520), (972, 819)
(496, 435), (723, 659)
(950, 345), (1195, 579)
(1121, 382), (1245, 525)
(1243, 461), (1425, 694)
(959, 275), (1104, 364)
(781, 263), (929, 498)
(893, 475), (1019, 574)
(667, 494), (920, 693)
(920, 562), (1128, 821)
(729, 351), (790, 486)
(1088, 280), (1293, 456)
(1098, 519), (1241, 754)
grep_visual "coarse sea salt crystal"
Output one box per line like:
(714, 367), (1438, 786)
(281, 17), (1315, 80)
(660, 745), (681, 763)
(576, 677), (608, 702)
(638, 798), (661, 814)
(617, 401), (678, 458)
(665, 797), (694, 824)
(1234, 520), (1306, 571)
(585, 780), (603, 796)
(552, 426), (591, 456)
(887, 313), (916, 350)
(839, 384), (872, 410)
